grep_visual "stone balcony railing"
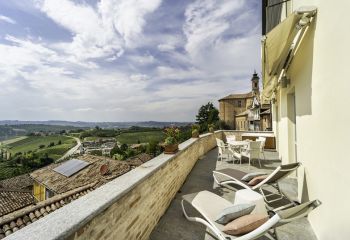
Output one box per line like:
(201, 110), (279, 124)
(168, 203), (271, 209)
(5, 130), (274, 240)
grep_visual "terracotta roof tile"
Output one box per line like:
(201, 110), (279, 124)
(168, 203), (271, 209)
(30, 155), (130, 194)
(0, 183), (95, 239)
(0, 153), (154, 238)
(0, 189), (35, 217)
(126, 153), (152, 168)
(0, 174), (33, 190)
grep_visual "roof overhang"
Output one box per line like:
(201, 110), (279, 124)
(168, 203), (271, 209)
(261, 6), (317, 101)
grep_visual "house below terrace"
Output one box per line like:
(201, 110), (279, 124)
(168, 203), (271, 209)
(30, 154), (151, 202)
(0, 153), (152, 238)
(0, 174), (35, 218)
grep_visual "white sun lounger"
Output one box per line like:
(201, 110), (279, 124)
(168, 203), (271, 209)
(181, 190), (321, 240)
(213, 163), (301, 208)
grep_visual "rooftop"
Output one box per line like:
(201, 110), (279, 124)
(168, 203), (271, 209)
(218, 92), (254, 101)
(0, 183), (95, 238)
(30, 154), (131, 194)
(0, 174), (33, 190)
(0, 189), (34, 218)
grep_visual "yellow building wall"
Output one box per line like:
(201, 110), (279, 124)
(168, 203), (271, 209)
(235, 116), (247, 130)
(272, 0), (350, 238)
(219, 97), (253, 129)
(33, 181), (46, 201)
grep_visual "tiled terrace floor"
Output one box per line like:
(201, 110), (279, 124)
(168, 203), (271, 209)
(150, 148), (317, 240)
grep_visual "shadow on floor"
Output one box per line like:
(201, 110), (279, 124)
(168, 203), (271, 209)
(149, 148), (317, 240)
(150, 148), (219, 240)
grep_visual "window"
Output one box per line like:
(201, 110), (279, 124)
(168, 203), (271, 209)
(237, 100), (242, 107)
(46, 189), (54, 199)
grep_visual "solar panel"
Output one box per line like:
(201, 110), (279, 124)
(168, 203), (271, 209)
(53, 159), (90, 177)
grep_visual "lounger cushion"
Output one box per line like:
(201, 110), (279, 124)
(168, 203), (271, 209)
(241, 172), (266, 182)
(248, 175), (267, 186)
(215, 204), (255, 224)
(223, 214), (268, 235)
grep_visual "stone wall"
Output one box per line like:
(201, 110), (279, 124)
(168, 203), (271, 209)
(71, 133), (217, 240)
(6, 132), (220, 240)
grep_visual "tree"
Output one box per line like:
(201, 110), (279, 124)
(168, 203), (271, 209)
(110, 145), (123, 157)
(58, 140), (62, 145)
(196, 102), (220, 126)
(146, 140), (161, 157)
(120, 143), (128, 152)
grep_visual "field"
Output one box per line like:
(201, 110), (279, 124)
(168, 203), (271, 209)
(0, 136), (28, 145)
(115, 130), (165, 144)
(5, 135), (75, 157)
(0, 135), (76, 180)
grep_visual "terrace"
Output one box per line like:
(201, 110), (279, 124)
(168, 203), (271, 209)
(150, 145), (316, 240)
(2, 131), (317, 240)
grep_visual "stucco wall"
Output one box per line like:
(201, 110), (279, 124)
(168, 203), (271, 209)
(5, 132), (220, 240)
(273, 0), (350, 238)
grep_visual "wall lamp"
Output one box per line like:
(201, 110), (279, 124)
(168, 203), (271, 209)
(281, 75), (290, 88)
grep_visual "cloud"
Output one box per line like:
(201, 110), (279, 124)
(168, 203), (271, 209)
(36, 0), (162, 61)
(0, 15), (16, 24)
(184, 0), (244, 56)
(130, 74), (149, 82)
(0, 0), (261, 121)
(157, 44), (175, 52)
(99, 0), (162, 48)
(129, 54), (155, 65)
(182, 0), (261, 78)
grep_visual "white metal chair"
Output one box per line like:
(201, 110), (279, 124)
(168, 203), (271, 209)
(226, 135), (236, 144)
(257, 137), (266, 161)
(241, 141), (262, 168)
(216, 138), (234, 163)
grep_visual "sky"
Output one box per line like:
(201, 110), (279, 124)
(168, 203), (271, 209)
(0, 0), (261, 122)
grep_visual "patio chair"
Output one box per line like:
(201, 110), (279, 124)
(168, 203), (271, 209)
(181, 190), (321, 240)
(239, 141), (262, 168)
(226, 135), (236, 144)
(216, 138), (234, 163)
(213, 163), (301, 208)
(257, 137), (266, 161)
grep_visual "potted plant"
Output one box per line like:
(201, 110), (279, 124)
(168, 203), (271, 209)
(208, 123), (215, 133)
(191, 124), (200, 138)
(163, 127), (180, 154)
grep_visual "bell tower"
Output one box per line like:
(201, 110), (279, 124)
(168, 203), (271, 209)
(251, 71), (260, 94)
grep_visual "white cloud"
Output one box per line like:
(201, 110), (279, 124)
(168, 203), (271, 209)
(182, 0), (261, 78)
(0, 0), (261, 122)
(99, 0), (162, 48)
(157, 44), (175, 52)
(130, 74), (149, 82)
(129, 54), (155, 65)
(36, 0), (162, 61)
(0, 15), (16, 24)
(156, 66), (204, 81)
(184, 0), (244, 56)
